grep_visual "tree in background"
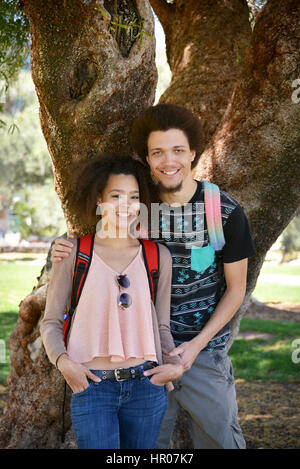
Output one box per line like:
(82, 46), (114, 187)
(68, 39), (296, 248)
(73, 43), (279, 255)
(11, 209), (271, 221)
(0, 70), (66, 238)
(280, 213), (300, 262)
(0, 0), (299, 449)
(0, 0), (30, 128)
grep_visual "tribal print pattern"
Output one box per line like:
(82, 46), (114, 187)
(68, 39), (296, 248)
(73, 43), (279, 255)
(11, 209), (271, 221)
(157, 182), (238, 351)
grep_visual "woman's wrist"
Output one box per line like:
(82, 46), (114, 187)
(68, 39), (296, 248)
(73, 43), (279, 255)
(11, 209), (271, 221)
(56, 352), (70, 371)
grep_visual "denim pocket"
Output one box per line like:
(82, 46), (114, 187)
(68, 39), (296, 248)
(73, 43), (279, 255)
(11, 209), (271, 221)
(72, 379), (99, 397)
(191, 244), (215, 273)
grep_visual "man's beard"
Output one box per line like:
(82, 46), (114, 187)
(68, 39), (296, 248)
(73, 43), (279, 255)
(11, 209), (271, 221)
(157, 181), (183, 194)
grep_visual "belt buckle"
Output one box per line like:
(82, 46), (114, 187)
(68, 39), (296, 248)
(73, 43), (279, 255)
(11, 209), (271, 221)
(114, 368), (126, 382)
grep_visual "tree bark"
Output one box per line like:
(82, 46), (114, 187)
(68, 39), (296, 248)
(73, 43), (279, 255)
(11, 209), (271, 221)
(150, 0), (252, 142)
(0, 0), (157, 449)
(193, 0), (300, 348)
(150, 0), (300, 448)
(1, 0), (300, 449)
(150, 0), (300, 347)
(26, 0), (157, 235)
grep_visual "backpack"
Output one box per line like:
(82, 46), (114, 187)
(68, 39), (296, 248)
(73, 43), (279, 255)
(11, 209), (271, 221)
(63, 235), (160, 346)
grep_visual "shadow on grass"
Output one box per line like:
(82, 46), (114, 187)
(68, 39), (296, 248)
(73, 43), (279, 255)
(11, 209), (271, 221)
(229, 318), (300, 382)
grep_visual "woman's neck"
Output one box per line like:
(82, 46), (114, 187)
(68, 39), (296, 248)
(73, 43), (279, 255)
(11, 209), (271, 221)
(94, 232), (140, 249)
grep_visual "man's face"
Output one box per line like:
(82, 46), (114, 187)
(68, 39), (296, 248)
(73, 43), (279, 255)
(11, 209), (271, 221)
(146, 128), (195, 193)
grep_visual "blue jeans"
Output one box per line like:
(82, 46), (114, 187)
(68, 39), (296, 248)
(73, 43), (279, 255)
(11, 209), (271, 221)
(70, 365), (168, 449)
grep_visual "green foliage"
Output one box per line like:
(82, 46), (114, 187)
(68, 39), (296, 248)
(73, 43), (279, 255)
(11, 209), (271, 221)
(12, 179), (67, 238)
(0, 71), (52, 205)
(0, 70), (67, 238)
(0, 0), (30, 89)
(97, 7), (152, 50)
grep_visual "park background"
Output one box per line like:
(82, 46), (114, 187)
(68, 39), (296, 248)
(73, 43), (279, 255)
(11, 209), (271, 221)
(0, 1), (299, 449)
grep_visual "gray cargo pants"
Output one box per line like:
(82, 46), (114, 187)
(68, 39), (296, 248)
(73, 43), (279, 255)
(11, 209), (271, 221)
(156, 349), (246, 449)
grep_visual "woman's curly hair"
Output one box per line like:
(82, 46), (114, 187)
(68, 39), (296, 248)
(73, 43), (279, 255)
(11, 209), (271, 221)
(69, 153), (157, 230)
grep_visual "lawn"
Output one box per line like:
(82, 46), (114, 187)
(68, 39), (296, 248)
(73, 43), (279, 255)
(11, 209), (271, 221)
(229, 318), (300, 381)
(0, 262), (43, 313)
(0, 258), (44, 384)
(253, 263), (300, 303)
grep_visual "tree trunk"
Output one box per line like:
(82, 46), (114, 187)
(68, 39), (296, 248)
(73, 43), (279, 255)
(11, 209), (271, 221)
(0, 0), (157, 449)
(150, 0), (300, 346)
(193, 0), (300, 348)
(1, 0), (300, 449)
(150, 0), (252, 142)
(27, 0), (157, 235)
(150, 0), (300, 448)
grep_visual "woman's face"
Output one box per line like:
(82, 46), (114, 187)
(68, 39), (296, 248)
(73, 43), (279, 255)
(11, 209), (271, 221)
(97, 173), (140, 236)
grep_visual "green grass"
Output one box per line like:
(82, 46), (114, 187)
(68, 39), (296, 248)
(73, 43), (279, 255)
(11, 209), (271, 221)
(253, 262), (300, 303)
(229, 318), (300, 382)
(253, 283), (300, 303)
(259, 264), (300, 276)
(0, 262), (42, 385)
(0, 263), (42, 313)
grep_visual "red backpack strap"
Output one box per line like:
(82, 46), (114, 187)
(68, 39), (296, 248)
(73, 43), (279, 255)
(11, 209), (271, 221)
(63, 234), (94, 345)
(139, 239), (160, 304)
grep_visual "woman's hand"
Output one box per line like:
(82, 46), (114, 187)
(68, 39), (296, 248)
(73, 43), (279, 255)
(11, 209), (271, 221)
(57, 354), (101, 393)
(143, 363), (184, 386)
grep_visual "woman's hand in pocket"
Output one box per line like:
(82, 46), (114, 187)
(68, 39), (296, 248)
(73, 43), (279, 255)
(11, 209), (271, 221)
(56, 353), (101, 393)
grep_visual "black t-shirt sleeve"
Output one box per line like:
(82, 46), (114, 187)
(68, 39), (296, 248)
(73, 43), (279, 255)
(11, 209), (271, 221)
(222, 204), (255, 263)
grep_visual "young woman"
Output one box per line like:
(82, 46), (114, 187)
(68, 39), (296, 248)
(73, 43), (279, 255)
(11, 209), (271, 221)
(40, 154), (183, 449)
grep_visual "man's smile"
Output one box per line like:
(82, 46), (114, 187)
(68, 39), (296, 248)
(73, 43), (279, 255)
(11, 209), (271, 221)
(160, 169), (181, 177)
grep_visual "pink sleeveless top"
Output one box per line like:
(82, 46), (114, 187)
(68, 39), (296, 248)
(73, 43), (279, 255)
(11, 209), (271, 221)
(66, 246), (158, 363)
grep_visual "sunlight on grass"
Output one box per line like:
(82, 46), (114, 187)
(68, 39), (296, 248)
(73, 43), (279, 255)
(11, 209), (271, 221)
(253, 263), (300, 303)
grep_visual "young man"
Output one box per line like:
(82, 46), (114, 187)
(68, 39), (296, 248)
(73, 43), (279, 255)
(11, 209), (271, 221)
(50, 104), (255, 449)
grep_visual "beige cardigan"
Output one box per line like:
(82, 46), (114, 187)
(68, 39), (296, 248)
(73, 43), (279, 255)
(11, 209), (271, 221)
(40, 239), (180, 391)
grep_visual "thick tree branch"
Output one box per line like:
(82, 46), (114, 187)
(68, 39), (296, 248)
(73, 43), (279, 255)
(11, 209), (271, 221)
(23, 0), (157, 234)
(149, 0), (175, 34)
(194, 0), (300, 346)
(156, 0), (252, 142)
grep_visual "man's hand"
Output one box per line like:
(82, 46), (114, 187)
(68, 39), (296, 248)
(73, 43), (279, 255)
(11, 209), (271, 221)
(51, 235), (75, 263)
(168, 339), (204, 371)
(143, 363), (184, 386)
(56, 354), (101, 394)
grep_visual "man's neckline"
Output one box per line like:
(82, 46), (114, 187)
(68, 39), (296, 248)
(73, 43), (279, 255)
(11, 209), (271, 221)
(158, 180), (202, 206)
